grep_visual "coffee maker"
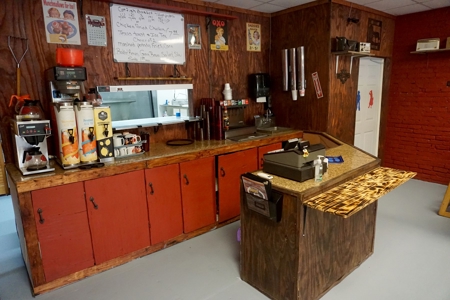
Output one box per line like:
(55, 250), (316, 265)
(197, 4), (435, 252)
(46, 66), (87, 169)
(11, 118), (55, 175)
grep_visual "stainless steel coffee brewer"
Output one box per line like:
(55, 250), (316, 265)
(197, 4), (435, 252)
(11, 118), (55, 175)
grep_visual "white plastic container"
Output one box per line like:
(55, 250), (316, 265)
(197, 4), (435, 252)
(223, 83), (232, 100)
(314, 158), (323, 182)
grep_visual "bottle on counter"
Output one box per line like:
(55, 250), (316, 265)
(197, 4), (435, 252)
(314, 158), (323, 182)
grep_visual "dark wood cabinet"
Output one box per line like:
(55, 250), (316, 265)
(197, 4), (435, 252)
(145, 164), (183, 245)
(258, 142), (282, 169)
(85, 170), (150, 264)
(217, 148), (258, 222)
(31, 182), (94, 282)
(179, 156), (216, 233)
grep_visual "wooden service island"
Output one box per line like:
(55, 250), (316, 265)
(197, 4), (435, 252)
(7, 130), (302, 296)
(240, 133), (416, 300)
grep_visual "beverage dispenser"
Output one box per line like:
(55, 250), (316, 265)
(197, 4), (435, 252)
(45, 66), (87, 168)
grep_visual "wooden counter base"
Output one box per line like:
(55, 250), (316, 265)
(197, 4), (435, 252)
(7, 132), (300, 296)
(240, 193), (377, 300)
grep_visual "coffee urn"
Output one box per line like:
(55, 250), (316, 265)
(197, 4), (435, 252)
(46, 66), (87, 168)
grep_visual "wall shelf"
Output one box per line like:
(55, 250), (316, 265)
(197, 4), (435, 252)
(332, 51), (375, 76)
(114, 77), (193, 81)
(411, 49), (450, 54)
(95, 0), (238, 20)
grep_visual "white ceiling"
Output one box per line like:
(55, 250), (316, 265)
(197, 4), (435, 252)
(202, 0), (450, 15)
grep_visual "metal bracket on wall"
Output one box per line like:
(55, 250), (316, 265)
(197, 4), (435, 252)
(337, 69), (350, 84)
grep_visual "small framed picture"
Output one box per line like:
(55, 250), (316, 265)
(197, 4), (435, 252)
(187, 24), (201, 50)
(247, 23), (261, 52)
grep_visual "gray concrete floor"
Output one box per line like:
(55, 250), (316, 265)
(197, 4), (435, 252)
(1, 179), (449, 300)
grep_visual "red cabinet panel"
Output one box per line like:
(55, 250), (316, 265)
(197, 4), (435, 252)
(32, 182), (94, 282)
(218, 148), (258, 222)
(85, 170), (150, 264)
(145, 164), (183, 245)
(180, 156), (216, 233)
(258, 143), (282, 169)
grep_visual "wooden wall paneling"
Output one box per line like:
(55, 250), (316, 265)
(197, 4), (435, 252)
(269, 3), (331, 132)
(0, 0), (271, 164)
(328, 3), (395, 145)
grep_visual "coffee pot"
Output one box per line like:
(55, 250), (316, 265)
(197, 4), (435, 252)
(22, 148), (48, 171)
(19, 99), (44, 120)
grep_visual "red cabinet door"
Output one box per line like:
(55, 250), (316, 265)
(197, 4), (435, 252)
(145, 164), (183, 245)
(180, 156), (216, 233)
(85, 170), (150, 264)
(258, 143), (282, 169)
(218, 148), (258, 222)
(32, 182), (94, 282)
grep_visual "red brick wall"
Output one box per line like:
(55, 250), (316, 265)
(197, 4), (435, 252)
(383, 8), (450, 184)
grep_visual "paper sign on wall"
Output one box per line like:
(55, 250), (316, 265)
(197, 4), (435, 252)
(42, 0), (81, 45)
(312, 72), (323, 99)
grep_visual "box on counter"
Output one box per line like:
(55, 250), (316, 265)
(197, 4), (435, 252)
(358, 42), (371, 53)
(93, 106), (114, 162)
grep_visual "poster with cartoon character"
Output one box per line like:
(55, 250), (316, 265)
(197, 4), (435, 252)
(42, 0), (81, 45)
(209, 19), (228, 51)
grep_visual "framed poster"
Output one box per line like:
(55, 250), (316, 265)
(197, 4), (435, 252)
(42, 0), (81, 45)
(188, 24), (201, 50)
(246, 23), (261, 52)
(367, 18), (382, 51)
(209, 19), (228, 51)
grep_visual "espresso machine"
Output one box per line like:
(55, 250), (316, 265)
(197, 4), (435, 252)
(11, 118), (55, 175)
(46, 66), (87, 169)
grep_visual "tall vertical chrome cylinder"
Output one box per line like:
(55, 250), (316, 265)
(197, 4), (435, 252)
(282, 49), (289, 91)
(289, 48), (297, 100)
(297, 46), (305, 97)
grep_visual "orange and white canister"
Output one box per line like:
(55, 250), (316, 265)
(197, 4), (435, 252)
(54, 103), (80, 166)
(75, 102), (97, 163)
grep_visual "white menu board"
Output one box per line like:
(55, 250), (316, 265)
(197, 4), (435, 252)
(110, 4), (185, 65)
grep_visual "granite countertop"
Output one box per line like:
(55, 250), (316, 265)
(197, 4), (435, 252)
(257, 143), (380, 198)
(7, 129), (302, 193)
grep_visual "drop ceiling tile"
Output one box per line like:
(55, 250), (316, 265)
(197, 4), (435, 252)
(216, 0), (264, 9)
(422, 0), (450, 9)
(248, 2), (287, 13)
(385, 3), (432, 15)
(366, 0), (417, 10)
(264, 0), (314, 8)
(348, 0), (383, 5)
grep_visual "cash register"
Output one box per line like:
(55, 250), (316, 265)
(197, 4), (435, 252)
(262, 139), (326, 182)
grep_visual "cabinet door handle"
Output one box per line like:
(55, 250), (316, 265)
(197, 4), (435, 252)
(220, 167), (225, 177)
(37, 208), (45, 224)
(260, 158), (264, 168)
(90, 196), (99, 209)
(183, 174), (189, 185)
(148, 182), (154, 195)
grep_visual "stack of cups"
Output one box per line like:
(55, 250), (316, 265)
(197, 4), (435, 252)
(223, 83), (232, 100)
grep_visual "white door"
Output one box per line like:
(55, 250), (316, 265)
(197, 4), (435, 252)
(354, 57), (384, 157)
